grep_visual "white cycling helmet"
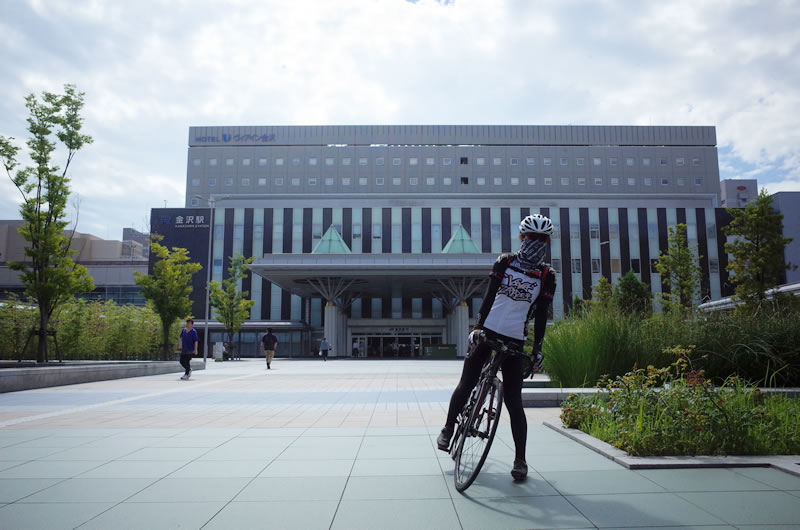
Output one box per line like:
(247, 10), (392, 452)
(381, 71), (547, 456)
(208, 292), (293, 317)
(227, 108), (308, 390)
(519, 214), (554, 236)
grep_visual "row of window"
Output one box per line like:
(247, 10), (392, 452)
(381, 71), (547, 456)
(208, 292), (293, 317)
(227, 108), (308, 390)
(551, 257), (720, 275)
(191, 156), (704, 168)
(190, 175), (704, 190)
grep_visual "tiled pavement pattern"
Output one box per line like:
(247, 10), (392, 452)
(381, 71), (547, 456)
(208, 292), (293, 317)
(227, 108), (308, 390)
(0, 359), (798, 529)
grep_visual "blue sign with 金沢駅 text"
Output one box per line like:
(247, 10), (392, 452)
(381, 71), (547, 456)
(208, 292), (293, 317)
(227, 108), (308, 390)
(194, 132), (276, 144)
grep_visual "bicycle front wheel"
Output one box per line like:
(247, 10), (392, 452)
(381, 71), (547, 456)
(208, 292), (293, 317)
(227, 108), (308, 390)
(453, 376), (503, 492)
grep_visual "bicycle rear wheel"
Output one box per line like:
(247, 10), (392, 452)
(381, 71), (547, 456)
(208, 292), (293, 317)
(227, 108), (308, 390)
(453, 376), (503, 492)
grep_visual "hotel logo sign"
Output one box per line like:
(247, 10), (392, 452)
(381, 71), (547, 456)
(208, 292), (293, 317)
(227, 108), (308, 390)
(194, 132), (276, 144)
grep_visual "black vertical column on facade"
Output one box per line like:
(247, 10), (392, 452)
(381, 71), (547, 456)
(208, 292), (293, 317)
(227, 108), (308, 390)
(695, 208), (711, 299)
(481, 208), (491, 253)
(579, 208), (592, 298)
(382, 208), (392, 253)
(422, 298), (432, 318)
(501, 208), (511, 253)
(441, 208), (451, 248)
(242, 208), (254, 298)
(422, 208), (431, 253)
(715, 209), (734, 297)
(657, 208), (669, 294)
(261, 208), (273, 320)
(461, 208), (471, 235)
(282, 209), (293, 254)
(302, 208), (312, 253)
(222, 209), (234, 281)
(599, 208), (611, 280)
(342, 208), (352, 249)
(402, 208), (411, 253)
(637, 208), (651, 286)
(362, 209), (372, 253)
(402, 298), (412, 318)
(619, 208), (630, 274)
(559, 209), (572, 312)
(323, 208), (332, 233)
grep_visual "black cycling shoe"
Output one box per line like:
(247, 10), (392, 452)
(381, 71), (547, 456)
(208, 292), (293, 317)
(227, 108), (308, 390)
(511, 458), (528, 481)
(436, 426), (454, 452)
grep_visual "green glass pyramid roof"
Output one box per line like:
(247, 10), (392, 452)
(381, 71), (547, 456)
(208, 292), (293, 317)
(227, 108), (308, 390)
(312, 226), (352, 254)
(442, 225), (480, 254)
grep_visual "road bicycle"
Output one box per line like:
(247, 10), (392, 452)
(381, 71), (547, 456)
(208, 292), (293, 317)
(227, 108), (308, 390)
(447, 336), (530, 492)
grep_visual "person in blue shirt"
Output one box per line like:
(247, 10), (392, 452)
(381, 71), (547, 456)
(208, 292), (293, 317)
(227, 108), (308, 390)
(178, 318), (199, 380)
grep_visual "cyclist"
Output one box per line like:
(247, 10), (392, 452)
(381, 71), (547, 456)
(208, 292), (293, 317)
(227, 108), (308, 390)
(437, 213), (556, 481)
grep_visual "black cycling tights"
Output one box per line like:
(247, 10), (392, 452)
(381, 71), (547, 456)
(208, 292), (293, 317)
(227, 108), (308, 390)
(445, 342), (527, 461)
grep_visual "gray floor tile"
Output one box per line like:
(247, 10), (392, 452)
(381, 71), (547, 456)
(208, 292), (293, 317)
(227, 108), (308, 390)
(637, 468), (778, 492)
(528, 452), (623, 472)
(200, 446), (284, 461)
(236, 476), (348, 501)
(343, 475), (450, 500)
(733, 467), (800, 490)
(21, 477), (156, 503)
(0, 502), (114, 530)
(452, 495), (593, 530)
(0, 446), (64, 460)
(440, 455), (517, 477)
(791, 490), (800, 499)
(0, 461), (25, 472)
(23, 436), (102, 448)
(77, 501), (226, 529)
(279, 445), (360, 460)
(303, 427), (367, 437)
(677, 491), (800, 525)
(0, 478), (62, 502)
(446, 471), (559, 498)
(151, 436), (232, 448)
(333, 499), (460, 530)
(289, 436), (363, 449)
(110, 429), (186, 438)
(542, 469), (666, 495)
(78, 460), (186, 478)
(168, 459), (270, 478)
(128, 477), (251, 502)
(205, 500), (338, 529)
(0, 460), (103, 478)
(602, 527), (734, 530)
(735, 526), (800, 530)
(260, 458), (354, 477)
(365, 427), (431, 436)
(239, 427), (306, 437)
(351, 457), (441, 476)
(524, 440), (597, 456)
(567, 492), (727, 527)
(357, 443), (437, 459)
(39, 446), (138, 461)
(119, 447), (210, 461)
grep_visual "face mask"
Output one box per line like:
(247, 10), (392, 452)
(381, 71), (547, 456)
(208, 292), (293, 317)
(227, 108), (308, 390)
(516, 238), (547, 269)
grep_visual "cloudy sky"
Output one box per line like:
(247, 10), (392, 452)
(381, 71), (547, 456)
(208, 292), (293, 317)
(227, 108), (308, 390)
(1, 0), (798, 240)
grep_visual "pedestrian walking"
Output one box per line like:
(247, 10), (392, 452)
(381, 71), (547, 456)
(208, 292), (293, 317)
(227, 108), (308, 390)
(261, 328), (278, 369)
(178, 318), (198, 380)
(319, 337), (330, 361)
(352, 339), (359, 358)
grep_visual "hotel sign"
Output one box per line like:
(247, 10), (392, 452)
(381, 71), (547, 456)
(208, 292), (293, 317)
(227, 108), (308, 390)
(194, 132), (276, 144)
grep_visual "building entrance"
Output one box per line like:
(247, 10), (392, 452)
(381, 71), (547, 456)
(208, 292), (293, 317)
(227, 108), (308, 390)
(352, 333), (442, 358)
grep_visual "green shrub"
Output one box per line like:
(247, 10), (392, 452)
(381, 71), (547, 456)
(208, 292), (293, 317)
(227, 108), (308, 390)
(561, 353), (800, 456)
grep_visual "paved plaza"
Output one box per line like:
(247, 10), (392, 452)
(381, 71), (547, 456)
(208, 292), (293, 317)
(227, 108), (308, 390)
(0, 359), (799, 529)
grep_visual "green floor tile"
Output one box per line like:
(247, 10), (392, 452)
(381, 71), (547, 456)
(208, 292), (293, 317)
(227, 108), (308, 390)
(0, 502), (114, 530)
(236, 476), (348, 501)
(567, 492), (727, 527)
(20, 477), (156, 503)
(446, 471), (559, 498)
(637, 468), (778, 492)
(677, 491), (800, 525)
(0, 478), (62, 503)
(128, 477), (251, 502)
(542, 469), (667, 495)
(452, 494), (593, 530)
(260, 458), (354, 477)
(332, 499), (460, 530)
(351, 457), (442, 476)
(733, 467), (800, 490)
(204, 500), (339, 530)
(343, 475), (450, 500)
(77, 501), (226, 530)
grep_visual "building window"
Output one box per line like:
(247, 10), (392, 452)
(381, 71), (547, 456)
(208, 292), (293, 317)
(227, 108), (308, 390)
(477, 157), (485, 166)
(510, 177), (519, 185)
(626, 158), (634, 166)
(510, 158), (519, 166)
(544, 177), (552, 186)
(191, 178), (200, 186)
(342, 177), (351, 185)
(494, 177), (502, 185)
(608, 157), (617, 166)
(273, 158), (283, 166)
(392, 177), (401, 186)
(392, 157), (401, 166)
(709, 258), (719, 273)
(460, 157), (469, 165)
(477, 177), (486, 185)
(661, 178), (669, 185)
(275, 177), (284, 185)
(591, 258), (601, 274)
(551, 258), (561, 273)
(627, 177), (636, 186)
(594, 178), (603, 186)
(258, 177), (267, 186)
(659, 158), (668, 166)
(442, 158), (452, 165)
(359, 177), (367, 185)
(611, 177), (619, 186)
(493, 157), (502, 166)
(571, 259), (582, 273)
(526, 157), (536, 166)
(224, 177), (233, 186)
(241, 178), (250, 186)
(409, 177), (418, 185)
(631, 258), (641, 273)
(324, 177), (334, 186)
(426, 157), (435, 165)
(292, 158), (301, 166)
(291, 178), (300, 186)
(209, 158), (217, 166)
(695, 178), (702, 185)
(678, 177), (686, 186)
(226, 158), (234, 166)
(461, 177), (469, 185)
(544, 157), (553, 166)
(577, 177), (586, 186)
(325, 158), (334, 166)
(590, 224), (600, 239)
(259, 158), (267, 166)
(639, 158), (650, 167)
(443, 177), (452, 185)
(192, 159), (201, 166)
(576, 157), (584, 166)
(190, 198), (199, 206)
(592, 157), (601, 166)
(559, 157), (568, 166)
(560, 177), (569, 186)
(308, 178), (317, 186)
(571, 224), (580, 239)
(359, 157), (368, 166)
(376, 177), (384, 185)
(376, 157), (384, 166)
(527, 177), (536, 185)
(644, 177), (653, 186)
(692, 158), (701, 166)
(342, 157), (351, 165)
(676, 157), (685, 166)
(242, 158), (251, 166)
(611, 258), (621, 273)
(426, 177), (435, 185)
(409, 157), (418, 165)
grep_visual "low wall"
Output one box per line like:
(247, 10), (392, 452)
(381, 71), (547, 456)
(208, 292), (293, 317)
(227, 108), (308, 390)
(0, 360), (205, 393)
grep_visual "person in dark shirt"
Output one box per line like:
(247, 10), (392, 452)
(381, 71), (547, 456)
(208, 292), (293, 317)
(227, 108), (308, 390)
(178, 318), (199, 380)
(261, 328), (279, 369)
